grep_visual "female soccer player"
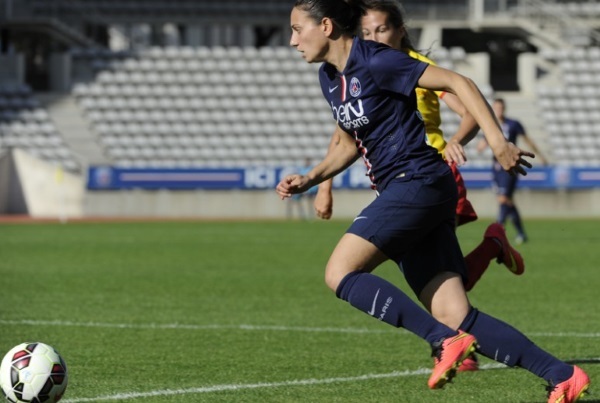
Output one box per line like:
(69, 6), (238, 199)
(314, 0), (526, 372)
(478, 98), (549, 244)
(276, 1), (590, 401)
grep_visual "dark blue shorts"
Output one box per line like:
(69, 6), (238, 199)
(347, 172), (467, 296)
(493, 162), (518, 197)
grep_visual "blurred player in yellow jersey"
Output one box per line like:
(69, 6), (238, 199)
(313, 0), (525, 371)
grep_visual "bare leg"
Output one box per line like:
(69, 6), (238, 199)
(324, 233), (388, 291)
(419, 272), (470, 330)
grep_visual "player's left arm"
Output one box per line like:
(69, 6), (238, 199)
(417, 65), (533, 175)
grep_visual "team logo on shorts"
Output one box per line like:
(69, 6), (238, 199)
(350, 77), (361, 97)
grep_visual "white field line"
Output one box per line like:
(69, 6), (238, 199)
(3, 319), (597, 402)
(0, 319), (599, 338)
(0, 319), (393, 334)
(60, 364), (506, 402)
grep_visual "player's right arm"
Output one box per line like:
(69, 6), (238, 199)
(276, 126), (358, 199)
(313, 126), (344, 219)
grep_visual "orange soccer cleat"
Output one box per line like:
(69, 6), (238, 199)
(484, 223), (525, 275)
(428, 332), (478, 389)
(547, 365), (590, 403)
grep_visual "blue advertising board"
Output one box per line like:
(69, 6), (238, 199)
(87, 165), (600, 190)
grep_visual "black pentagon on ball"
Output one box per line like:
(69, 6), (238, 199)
(40, 377), (54, 394)
(10, 367), (19, 386)
(24, 343), (38, 353)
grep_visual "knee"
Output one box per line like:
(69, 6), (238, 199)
(433, 310), (467, 331)
(324, 265), (342, 292)
(325, 261), (356, 293)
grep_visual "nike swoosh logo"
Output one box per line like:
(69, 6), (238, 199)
(367, 289), (380, 316)
(328, 85), (339, 93)
(353, 216), (367, 222)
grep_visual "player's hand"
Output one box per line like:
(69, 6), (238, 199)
(494, 142), (534, 176)
(444, 140), (467, 166)
(275, 174), (311, 199)
(314, 188), (333, 220)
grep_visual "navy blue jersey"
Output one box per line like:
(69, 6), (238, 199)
(500, 117), (526, 143)
(319, 37), (447, 191)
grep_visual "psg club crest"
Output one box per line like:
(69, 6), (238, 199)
(350, 77), (361, 97)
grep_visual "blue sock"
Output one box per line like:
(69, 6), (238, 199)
(498, 203), (510, 224)
(509, 205), (526, 238)
(336, 272), (455, 344)
(460, 308), (573, 384)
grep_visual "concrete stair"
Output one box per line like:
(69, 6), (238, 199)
(37, 93), (108, 166)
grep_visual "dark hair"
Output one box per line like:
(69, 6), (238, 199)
(362, 0), (415, 50)
(294, 0), (367, 36)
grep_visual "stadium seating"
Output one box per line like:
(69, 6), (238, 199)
(70, 45), (484, 168)
(538, 1), (600, 18)
(537, 47), (600, 166)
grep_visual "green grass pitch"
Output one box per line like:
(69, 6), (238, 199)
(0, 218), (598, 402)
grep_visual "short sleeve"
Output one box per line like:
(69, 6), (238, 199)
(368, 48), (428, 96)
(516, 121), (526, 136)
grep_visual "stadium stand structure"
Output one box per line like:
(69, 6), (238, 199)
(0, 83), (81, 171)
(1, 0), (599, 173)
(2, 0), (600, 219)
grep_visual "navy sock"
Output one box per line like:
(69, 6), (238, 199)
(460, 308), (572, 384)
(498, 203), (510, 224)
(508, 205), (526, 237)
(336, 272), (455, 344)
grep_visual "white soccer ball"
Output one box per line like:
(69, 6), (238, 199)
(0, 342), (68, 403)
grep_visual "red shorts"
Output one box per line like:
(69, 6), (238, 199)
(449, 161), (478, 226)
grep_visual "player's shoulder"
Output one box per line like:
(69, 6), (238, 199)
(357, 38), (404, 58)
(359, 37), (389, 53)
(362, 40), (414, 72)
